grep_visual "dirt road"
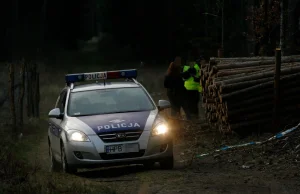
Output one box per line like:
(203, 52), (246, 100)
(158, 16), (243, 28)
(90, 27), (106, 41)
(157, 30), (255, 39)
(32, 120), (300, 194)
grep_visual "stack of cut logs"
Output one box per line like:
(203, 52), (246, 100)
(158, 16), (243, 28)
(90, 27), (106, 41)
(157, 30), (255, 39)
(200, 55), (300, 134)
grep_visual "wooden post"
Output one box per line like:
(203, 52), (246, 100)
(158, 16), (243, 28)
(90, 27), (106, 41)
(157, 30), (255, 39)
(18, 62), (25, 126)
(273, 48), (281, 130)
(9, 64), (16, 130)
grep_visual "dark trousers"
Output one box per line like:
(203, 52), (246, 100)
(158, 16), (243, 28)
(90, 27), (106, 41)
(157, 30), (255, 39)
(185, 90), (200, 118)
(167, 89), (189, 118)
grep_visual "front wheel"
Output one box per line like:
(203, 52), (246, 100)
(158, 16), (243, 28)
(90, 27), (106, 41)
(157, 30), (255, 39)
(159, 155), (174, 170)
(61, 144), (77, 174)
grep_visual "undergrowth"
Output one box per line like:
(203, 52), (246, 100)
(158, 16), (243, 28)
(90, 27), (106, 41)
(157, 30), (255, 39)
(0, 122), (116, 194)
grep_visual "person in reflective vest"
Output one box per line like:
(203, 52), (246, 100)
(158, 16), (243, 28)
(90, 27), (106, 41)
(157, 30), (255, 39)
(182, 61), (202, 119)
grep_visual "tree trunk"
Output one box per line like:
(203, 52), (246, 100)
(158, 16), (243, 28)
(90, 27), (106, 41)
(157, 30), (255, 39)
(219, 77), (273, 93)
(215, 61), (300, 78)
(9, 64), (16, 130)
(203, 54), (300, 134)
(215, 57), (300, 70)
(280, 0), (288, 56)
(18, 63), (25, 127)
(260, 0), (269, 56)
(31, 63), (39, 118)
(225, 86), (300, 112)
(227, 102), (273, 119)
(216, 66), (300, 86)
(211, 55), (300, 63)
(219, 72), (300, 102)
(286, 0), (297, 55)
(216, 66), (273, 77)
(35, 72), (40, 118)
(26, 65), (33, 117)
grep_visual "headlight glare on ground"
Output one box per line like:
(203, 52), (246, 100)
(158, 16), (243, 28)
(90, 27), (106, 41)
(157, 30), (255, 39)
(68, 130), (90, 142)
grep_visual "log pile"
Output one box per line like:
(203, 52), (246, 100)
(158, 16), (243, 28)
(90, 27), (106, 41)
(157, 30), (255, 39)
(200, 55), (300, 134)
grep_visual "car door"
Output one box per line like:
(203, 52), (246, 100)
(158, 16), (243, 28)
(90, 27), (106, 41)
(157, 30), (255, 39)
(50, 89), (68, 159)
(48, 94), (61, 154)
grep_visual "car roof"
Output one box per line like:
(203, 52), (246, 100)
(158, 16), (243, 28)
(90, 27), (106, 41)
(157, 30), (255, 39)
(70, 81), (140, 92)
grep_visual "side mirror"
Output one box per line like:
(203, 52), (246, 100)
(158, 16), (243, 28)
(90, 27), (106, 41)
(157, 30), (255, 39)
(48, 108), (63, 119)
(157, 100), (171, 111)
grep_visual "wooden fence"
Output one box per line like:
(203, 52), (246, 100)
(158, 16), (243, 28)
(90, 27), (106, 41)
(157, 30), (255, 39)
(7, 61), (40, 131)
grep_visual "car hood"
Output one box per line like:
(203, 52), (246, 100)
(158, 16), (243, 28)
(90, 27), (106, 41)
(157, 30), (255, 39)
(68, 111), (153, 135)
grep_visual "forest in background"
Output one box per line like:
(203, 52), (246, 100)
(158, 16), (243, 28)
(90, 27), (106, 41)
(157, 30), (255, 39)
(1, 2), (300, 193)
(1, 0), (300, 63)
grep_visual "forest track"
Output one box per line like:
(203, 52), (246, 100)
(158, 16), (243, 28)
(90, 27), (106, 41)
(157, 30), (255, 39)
(31, 119), (300, 194)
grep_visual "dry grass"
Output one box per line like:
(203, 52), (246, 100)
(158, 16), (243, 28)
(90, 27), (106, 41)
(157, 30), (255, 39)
(0, 122), (117, 194)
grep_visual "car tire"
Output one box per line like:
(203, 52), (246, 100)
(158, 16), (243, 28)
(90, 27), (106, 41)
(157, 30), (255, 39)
(61, 144), (77, 174)
(49, 145), (60, 172)
(159, 155), (174, 170)
(143, 161), (155, 169)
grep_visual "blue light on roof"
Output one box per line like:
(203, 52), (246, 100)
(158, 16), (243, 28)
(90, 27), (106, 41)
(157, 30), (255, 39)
(65, 73), (85, 83)
(65, 69), (137, 83)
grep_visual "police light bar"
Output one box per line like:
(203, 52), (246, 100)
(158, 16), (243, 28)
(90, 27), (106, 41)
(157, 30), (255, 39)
(65, 69), (137, 83)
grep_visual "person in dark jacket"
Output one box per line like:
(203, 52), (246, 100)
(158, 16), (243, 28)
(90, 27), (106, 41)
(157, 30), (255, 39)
(164, 56), (191, 120)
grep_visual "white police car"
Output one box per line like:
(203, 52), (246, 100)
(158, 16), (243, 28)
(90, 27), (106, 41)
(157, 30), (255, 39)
(48, 69), (174, 173)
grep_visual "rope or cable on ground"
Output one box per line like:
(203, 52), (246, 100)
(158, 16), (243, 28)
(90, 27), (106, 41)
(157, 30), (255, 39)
(196, 122), (300, 158)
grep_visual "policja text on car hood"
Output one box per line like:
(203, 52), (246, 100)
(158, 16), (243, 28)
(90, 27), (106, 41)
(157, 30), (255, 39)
(75, 111), (151, 134)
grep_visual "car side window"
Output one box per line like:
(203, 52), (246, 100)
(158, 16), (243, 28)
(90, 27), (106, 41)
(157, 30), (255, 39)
(56, 90), (67, 113)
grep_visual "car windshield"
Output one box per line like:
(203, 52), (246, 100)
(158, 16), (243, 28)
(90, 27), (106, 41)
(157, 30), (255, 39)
(67, 87), (155, 116)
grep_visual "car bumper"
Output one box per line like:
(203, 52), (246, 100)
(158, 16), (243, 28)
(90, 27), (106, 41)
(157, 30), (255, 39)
(64, 130), (173, 168)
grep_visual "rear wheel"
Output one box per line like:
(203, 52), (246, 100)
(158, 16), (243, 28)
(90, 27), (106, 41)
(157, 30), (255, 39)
(61, 144), (77, 174)
(159, 155), (174, 170)
(49, 144), (60, 172)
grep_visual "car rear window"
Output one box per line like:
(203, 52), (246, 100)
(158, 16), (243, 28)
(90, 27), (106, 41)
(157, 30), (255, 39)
(67, 87), (155, 116)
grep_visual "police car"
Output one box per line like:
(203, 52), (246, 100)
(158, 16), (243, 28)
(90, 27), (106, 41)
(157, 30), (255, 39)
(48, 69), (174, 173)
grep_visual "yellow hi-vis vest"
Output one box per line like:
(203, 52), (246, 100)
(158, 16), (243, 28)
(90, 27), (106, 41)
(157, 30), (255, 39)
(183, 64), (202, 92)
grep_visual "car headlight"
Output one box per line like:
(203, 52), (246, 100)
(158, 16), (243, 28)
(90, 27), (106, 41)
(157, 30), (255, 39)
(151, 116), (169, 136)
(152, 123), (168, 136)
(67, 130), (90, 142)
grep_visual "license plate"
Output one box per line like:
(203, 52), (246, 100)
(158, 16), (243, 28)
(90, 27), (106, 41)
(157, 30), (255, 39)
(105, 143), (139, 154)
(84, 72), (107, 80)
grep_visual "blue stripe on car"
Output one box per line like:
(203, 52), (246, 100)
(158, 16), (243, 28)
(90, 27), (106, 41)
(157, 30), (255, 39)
(77, 111), (150, 134)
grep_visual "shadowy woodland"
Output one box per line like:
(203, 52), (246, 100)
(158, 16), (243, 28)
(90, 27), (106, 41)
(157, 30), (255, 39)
(1, 0), (300, 193)
(1, 0), (300, 63)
